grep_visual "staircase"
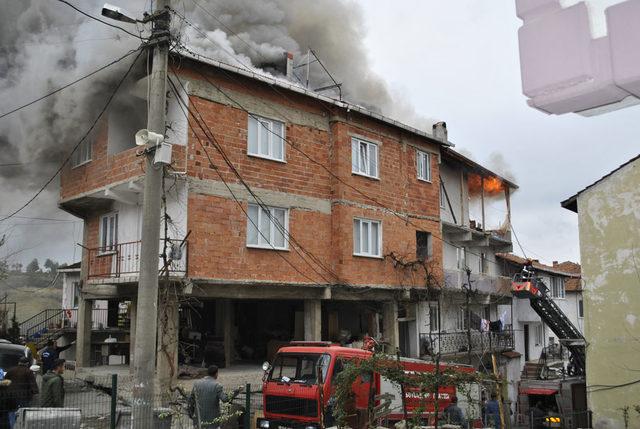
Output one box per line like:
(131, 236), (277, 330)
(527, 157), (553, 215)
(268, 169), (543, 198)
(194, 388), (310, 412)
(19, 309), (76, 350)
(521, 362), (544, 380)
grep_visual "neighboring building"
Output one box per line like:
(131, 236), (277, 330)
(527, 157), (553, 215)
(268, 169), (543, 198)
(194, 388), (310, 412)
(59, 51), (451, 385)
(561, 155), (640, 429)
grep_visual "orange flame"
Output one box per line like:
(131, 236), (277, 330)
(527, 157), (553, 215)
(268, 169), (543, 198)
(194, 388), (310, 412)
(468, 174), (504, 196)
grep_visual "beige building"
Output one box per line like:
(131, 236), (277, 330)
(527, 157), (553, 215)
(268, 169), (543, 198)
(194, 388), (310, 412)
(562, 155), (640, 429)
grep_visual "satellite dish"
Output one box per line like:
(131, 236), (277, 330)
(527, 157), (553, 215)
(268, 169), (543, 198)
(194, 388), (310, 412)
(135, 129), (164, 146)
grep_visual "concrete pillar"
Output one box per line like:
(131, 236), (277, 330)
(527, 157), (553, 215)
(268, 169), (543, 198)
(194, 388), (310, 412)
(76, 296), (92, 368)
(129, 297), (137, 373)
(383, 301), (399, 352)
(304, 299), (322, 341)
(222, 299), (234, 368)
(157, 288), (179, 391)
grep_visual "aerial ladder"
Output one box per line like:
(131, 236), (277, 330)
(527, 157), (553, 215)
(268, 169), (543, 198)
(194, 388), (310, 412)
(512, 263), (585, 376)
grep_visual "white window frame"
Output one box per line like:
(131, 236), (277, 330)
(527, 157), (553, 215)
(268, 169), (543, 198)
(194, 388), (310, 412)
(72, 139), (92, 168)
(247, 114), (286, 162)
(246, 203), (289, 250)
(353, 217), (382, 258)
(429, 303), (440, 332)
(351, 137), (379, 179)
(456, 247), (466, 269)
(416, 150), (431, 182)
(551, 277), (565, 299)
(99, 212), (118, 254)
(455, 307), (468, 331)
(534, 324), (544, 346)
(72, 281), (80, 308)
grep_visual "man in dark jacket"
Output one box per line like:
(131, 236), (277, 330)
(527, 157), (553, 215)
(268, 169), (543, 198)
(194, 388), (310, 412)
(39, 341), (73, 374)
(443, 395), (465, 427)
(40, 359), (65, 408)
(6, 357), (38, 426)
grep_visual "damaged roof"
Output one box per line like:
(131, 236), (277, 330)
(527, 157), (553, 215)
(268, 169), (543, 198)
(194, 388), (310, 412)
(442, 148), (519, 189)
(175, 48), (452, 149)
(561, 154), (640, 212)
(496, 253), (582, 291)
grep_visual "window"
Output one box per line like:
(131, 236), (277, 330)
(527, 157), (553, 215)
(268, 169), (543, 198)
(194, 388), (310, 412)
(416, 231), (432, 261)
(416, 150), (431, 182)
(483, 305), (491, 321)
(479, 252), (488, 274)
(268, 353), (330, 385)
(456, 247), (466, 269)
(72, 139), (92, 167)
(99, 213), (118, 252)
(429, 303), (440, 332)
(247, 115), (285, 161)
(551, 277), (565, 299)
(72, 281), (80, 308)
(456, 307), (469, 331)
(578, 299), (584, 318)
(440, 183), (446, 208)
(353, 218), (382, 257)
(247, 204), (288, 250)
(351, 138), (378, 178)
(534, 324), (544, 346)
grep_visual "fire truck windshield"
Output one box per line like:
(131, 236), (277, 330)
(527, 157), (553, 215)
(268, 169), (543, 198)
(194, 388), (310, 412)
(268, 353), (331, 385)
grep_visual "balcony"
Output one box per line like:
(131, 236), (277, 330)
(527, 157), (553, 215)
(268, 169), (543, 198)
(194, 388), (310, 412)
(419, 329), (514, 357)
(88, 238), (188, 280)
(444, 270), (512, 295)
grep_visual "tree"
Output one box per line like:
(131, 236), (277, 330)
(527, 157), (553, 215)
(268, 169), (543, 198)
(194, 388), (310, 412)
(44, 258), (59, 274)
(25, 258), (40, 273)
(0, 235), (6, 280)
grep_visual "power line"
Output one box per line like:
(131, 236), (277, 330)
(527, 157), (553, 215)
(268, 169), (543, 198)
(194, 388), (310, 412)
(0, 47), (145, 223)
(54, 0), (148, 41)
(0, 48), (142, 121)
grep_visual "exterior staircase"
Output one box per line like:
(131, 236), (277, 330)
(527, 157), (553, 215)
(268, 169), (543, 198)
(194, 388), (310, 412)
(19, 308), (76, 350)
(521, 361), (544, 380)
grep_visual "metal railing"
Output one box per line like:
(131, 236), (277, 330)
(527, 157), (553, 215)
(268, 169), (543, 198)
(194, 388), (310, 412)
(419, 329), (514, 356)
(88, 238), (188, 279)
(19, 309), (114, 346)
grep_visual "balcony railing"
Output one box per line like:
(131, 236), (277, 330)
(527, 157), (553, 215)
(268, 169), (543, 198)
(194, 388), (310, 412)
(419, 329), (514, 357)
(88, 238), (188, 279)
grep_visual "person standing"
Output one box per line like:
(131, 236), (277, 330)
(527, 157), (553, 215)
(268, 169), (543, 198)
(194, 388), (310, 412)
(5, 357), (38, 427)
(190, 365), (230, 428)
(484, 392), (501, 429)
(40, 359), (65, 408)
(443, 395), (466, 427)
(39, 341), (73, 374)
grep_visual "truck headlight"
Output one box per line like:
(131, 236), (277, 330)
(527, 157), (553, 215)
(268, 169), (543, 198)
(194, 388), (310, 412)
(259, 420), (270, 429)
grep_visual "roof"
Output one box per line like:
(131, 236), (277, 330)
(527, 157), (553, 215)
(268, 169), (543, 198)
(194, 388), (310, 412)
(442, 148), (519, 190)
(561, 154), (640, 212)
(496, 253), (581, 278)
(176, 48), (451, 149)
(57, 261), (81, 272)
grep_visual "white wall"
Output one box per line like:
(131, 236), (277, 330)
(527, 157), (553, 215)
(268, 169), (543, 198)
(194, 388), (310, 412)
(440, 162), (467, 227)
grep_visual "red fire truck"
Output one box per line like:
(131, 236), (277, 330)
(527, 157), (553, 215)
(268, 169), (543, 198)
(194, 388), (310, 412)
(258, 342), (483, 429)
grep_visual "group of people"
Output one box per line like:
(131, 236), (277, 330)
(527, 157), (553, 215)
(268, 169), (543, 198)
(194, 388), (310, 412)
(442, 392), (503, 429)
(0, 341), (70, 428)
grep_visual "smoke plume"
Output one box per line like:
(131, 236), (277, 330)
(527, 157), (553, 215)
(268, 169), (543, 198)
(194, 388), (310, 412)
(0, 0), (434, 263)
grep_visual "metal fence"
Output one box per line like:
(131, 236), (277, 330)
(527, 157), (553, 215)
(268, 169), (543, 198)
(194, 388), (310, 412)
(1, 372), (264, 429)
(419, 329), (515, 356)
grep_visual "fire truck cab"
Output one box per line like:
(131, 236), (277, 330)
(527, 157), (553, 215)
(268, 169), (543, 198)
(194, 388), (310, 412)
(259, 342), (482, 429)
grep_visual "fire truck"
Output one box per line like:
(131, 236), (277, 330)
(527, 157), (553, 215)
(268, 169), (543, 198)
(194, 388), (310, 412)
(258, 342), (483, 429)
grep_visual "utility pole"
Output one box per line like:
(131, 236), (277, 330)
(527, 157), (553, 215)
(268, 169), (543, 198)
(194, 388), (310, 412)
(131, 1), (170, 427)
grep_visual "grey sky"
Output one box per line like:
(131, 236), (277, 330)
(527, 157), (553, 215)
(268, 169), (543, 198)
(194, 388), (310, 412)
(1, 1), (638, 267)
(362, 0), (639, 264)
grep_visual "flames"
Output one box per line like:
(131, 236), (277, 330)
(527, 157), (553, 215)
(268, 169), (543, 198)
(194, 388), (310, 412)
(468, 174), (505, 196)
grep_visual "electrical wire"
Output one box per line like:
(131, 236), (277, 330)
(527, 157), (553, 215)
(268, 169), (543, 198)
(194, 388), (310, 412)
(0, 47), (145, 223)
(0, 48), (142, 121)
(54, 0), (148, 41)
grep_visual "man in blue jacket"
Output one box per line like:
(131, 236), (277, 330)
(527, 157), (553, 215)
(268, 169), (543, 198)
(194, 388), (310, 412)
(39, 341), (73, 373)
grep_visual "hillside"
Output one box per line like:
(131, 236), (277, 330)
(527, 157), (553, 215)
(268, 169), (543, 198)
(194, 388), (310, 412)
(0, 272), (62, 322)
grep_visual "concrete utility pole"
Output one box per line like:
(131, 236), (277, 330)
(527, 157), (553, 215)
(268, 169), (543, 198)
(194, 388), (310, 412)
(132, 1), (170, 426)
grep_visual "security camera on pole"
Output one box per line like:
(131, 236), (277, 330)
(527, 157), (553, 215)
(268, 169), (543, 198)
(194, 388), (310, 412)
(102, 1), (171, 427)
